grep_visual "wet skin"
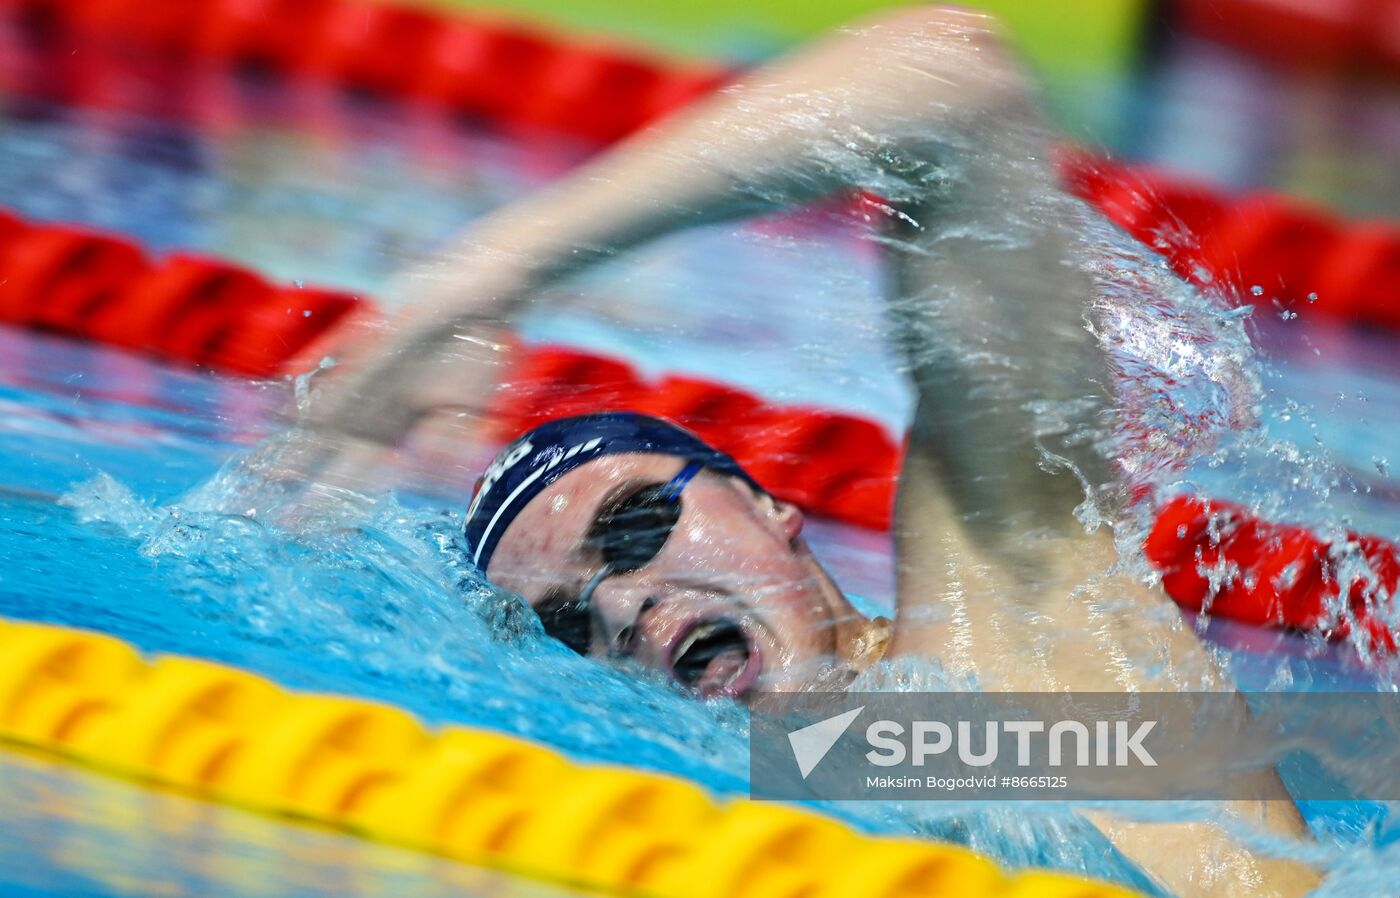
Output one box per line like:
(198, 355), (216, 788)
(485, 452), (869, 699)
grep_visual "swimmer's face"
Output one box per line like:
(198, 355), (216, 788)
(486, 453), (857, 702)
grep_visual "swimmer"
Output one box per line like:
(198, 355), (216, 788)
(304, 7), (1319, 896)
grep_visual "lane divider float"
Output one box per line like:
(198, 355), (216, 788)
(0, 615), (1142, 898)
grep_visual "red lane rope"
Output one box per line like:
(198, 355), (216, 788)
(0, 0), (727, 143)
(1056, 148), (1400, 331)
(0, 211), (362, 378)
(0, 2), (1396, 648)
(1146, 496), (1399, 654)
(2, 1), (1393, 327)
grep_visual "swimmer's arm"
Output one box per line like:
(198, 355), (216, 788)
(868, 38), (1323, 898)
(316, 5), (1027, 442)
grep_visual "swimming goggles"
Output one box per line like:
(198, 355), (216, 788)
(535, 461), (703, 654)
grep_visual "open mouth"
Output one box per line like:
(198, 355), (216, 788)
(669, 617), (760, 698)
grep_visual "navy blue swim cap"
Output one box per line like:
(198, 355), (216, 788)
(463, 412), (762, 571)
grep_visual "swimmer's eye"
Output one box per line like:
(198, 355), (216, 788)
(586, 462), (700, 574)
(534, 587), (592, 655)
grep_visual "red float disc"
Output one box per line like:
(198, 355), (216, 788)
(207, 285), (357, 376)
(1310, 223), (1400, 329)
(85, 254), (268, 356)
(1197, 196), (1343, 306)
(0, 228), (147, 330)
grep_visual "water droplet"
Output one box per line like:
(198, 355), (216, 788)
(1375, 456), (1390, 477)
(1306, 292), (1318, 303)
(1250, 285), (1264, 297)
(1278, 309), (1297, 321)
(303, 309), (312, 317)
(294, 279), (305, 289)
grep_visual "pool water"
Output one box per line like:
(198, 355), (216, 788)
(2, 21), (1399, 898)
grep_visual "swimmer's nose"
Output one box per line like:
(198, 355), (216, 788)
(608, 595), (656, 657)
(588, 580), (660, 656)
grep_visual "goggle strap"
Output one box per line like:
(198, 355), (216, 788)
(660, 461), (703, 503)
(575, 563), (615, 620)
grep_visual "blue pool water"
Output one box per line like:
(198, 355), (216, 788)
(1, 23), (1399, 898)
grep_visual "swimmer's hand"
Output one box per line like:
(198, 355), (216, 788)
(281, 256), (532, 494)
